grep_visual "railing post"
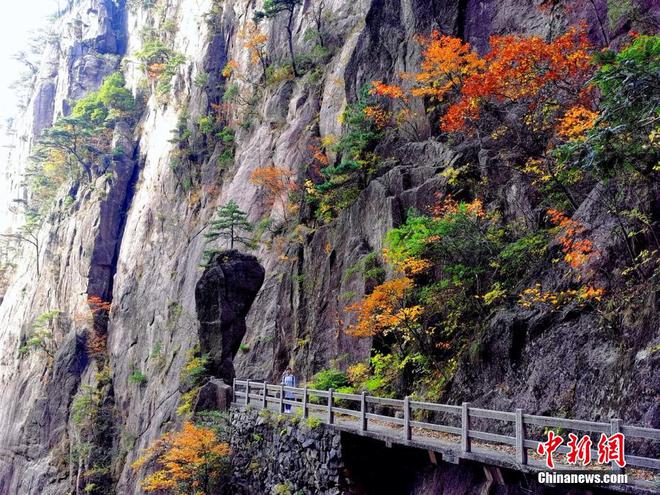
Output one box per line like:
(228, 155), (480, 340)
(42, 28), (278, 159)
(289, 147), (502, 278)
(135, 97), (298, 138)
(279, 384), (284, 414)
(461, 402), (471, 453)
(610, 419), (624, 474)
(246, 379), (250, 406)
(360, 391), (367, 432)
(515, 408), (527, 465)
(403, 396), (411, 441)
(328, 388), (334, 424)
(232, 378), (236, 404)
(262, 382), (268, 409)
(303, 387), (309, 418)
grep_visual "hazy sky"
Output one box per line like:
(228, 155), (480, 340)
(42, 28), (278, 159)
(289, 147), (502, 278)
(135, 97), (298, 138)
(0, 2), (59, 122)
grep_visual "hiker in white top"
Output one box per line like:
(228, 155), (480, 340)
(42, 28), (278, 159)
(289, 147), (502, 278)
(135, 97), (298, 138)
(281, 367), (296, 413)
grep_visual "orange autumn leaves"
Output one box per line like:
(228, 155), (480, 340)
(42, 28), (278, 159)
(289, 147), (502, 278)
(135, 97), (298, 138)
(346, 277), (420, 338)
(547, 209), (597, 270)
(132, 421), (230, 495)
(249, 165), (299, 220)
(369, 25), (596, 140)
(520, 209), (604, 309)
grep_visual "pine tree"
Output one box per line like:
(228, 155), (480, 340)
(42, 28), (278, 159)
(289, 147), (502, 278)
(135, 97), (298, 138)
(204, 200), (253, 252)
(254, 0), (303, 77)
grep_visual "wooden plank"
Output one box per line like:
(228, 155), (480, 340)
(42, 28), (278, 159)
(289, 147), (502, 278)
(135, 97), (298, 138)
(246, 379), (251, 405)
(366, 413), (404, 426)
(302, 387), (308, 419)
(306, 403), (327, 412)
(468, 430), (516, 446)
(334, 391), (362, 401)
(365, 396), (404, 408)
(620, 425), (660, 440)
(404, 396), (411, 441)
(234, 379), (247, 385)
(306, 388), (330, 398)
(469, 408), (516, 422)
(360, 391), (367, 432)
(515, 408), (527, 465)
(626, 455), (660, 470)
(409, 400), (462, 414)
(333, 406), (361, 418)
(279, 385), (284, 414)
(328, 388), (334, 424)
(462, 402), (471, 453)
(611, 419), (624, 474)
(522, 414), (609, 433)
(409, 420), (461, 435)
(262, 382), (267, 409)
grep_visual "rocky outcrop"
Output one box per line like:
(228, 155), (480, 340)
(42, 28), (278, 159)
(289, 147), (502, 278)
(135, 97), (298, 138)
(196, 251), (265, 382)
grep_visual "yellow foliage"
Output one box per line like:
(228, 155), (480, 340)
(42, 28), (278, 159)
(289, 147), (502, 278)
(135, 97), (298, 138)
(132, 421), (230, 495)
(347, 362), (369, 385)
(556, 105), (598, 141)
(518, 283), (605, 309)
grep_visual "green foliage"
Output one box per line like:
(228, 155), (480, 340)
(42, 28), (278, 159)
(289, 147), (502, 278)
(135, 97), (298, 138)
(28, 72), (135, 214)
(342, 251), (385, 286)
(308, 368), (349, 390)
(73, 72), (135, 126)
(373, 200), (553, 399)
(181, 348), (210, 388)
(71, 385), (100, 427)
(18, 309), (61, 358)
(135, 38), (186, 99)
(128, 369), (148, 385)
(495, 231), (549, 282)
(194, 71), (210, 87)
(271, 481), (295, 495)
(313, 86), (382, 220)
(305, 416), (322, 429)
(198, 115), (215, 135)
(558, 35), (659, 177)
(265, 63), (294, 85)
(204, 200), (254, 253)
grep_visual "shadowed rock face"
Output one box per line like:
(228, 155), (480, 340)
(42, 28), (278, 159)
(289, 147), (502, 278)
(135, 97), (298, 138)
(195, 251), (265, 382)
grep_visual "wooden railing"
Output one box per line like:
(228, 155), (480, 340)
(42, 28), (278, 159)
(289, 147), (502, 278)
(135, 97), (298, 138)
(232, 379), (660, 474)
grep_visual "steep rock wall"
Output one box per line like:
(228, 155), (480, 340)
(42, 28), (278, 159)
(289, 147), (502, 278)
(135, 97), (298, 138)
(0, 0), (655, 494)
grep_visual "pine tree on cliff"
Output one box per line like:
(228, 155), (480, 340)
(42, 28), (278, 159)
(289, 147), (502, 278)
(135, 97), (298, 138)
(254, 0), (303, 77)
(204, 200), (254, 254)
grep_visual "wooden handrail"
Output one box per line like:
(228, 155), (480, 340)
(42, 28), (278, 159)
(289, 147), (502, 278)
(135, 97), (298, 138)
(231, 379), (660, 473)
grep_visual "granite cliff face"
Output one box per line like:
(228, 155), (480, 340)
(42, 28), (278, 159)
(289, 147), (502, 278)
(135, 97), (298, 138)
(0, 0), (656, 493)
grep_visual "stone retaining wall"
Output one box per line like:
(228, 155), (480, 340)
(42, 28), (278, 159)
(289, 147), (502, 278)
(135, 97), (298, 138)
(229, 407), (345, 495)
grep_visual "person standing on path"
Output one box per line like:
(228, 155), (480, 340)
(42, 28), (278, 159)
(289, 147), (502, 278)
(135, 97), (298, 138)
(281, 367), (296, 413)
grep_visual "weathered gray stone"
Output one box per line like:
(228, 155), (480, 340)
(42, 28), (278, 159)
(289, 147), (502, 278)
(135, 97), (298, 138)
(193, 378), (232, 412)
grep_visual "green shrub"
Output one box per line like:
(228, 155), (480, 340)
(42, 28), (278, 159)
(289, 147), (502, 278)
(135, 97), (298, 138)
(558, 35), (659, 177)
(313, 86), (382, 220)
(308, 369), (349, 390)
(128, 370), (147, 385)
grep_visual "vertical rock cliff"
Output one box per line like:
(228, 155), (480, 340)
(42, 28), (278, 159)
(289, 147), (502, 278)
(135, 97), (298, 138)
(0, 0), (656, 493)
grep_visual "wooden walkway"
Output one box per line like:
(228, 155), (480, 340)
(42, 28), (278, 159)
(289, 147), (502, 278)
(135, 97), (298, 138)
(232, 379), (659, 494)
